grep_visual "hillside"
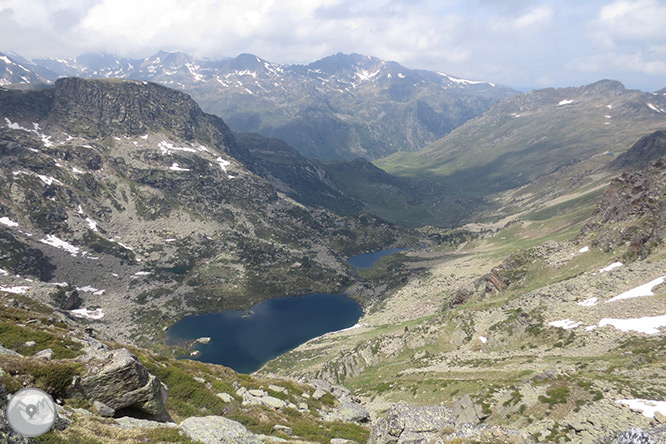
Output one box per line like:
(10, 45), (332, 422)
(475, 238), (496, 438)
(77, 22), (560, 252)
(261, 153), (666, 443)
(0, 78), (416, 350)
(377, 80), (666, 200)
(4, 51), (517, 160)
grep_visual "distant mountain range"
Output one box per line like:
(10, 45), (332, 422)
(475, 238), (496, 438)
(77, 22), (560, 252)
(0, 50), (517, 159)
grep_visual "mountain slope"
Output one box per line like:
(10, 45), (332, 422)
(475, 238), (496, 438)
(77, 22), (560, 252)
(26, 51), (517, 160)
(262, 154), (666, 444)
(0, 52), (51, 87)
(0, 78), (412, 348)
(377, 80), (666, 196)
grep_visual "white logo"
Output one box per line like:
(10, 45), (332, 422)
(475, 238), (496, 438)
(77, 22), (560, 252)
(6, 388), (57, 437)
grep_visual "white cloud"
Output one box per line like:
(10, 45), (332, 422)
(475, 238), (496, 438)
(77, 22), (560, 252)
(570, 51), (666, 76)
(591, 0), (666, 48)
(490, 4), (554, 31)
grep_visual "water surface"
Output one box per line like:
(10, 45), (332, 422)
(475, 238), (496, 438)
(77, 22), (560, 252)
(167, 293), (362, 373)
(347, 248), (408, 269)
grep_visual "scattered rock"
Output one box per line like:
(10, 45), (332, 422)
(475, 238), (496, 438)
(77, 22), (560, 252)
(268, 384), (288, 394)
(272, 424), (293, 436)
(93, 400), (115, 417)
(216, 392), (234, 403)
(195, 337), (211, 344)
(368, 403), (456, 444)
(179, 415), (262, 444)
(0, 345), (22, 357)
(34, 348), (53, 360)
(312, 389), (327, 400)
(24, 340), (36, 347)
(331, 439), (358, 444)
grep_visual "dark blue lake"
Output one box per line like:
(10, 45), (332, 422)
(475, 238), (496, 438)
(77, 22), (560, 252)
(167, 293), (363, 373)
(347, 248), (408, 269)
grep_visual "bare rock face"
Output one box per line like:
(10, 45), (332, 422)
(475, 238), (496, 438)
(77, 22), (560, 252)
(73, 348), (169, 421)
(368, 403), (456, 444)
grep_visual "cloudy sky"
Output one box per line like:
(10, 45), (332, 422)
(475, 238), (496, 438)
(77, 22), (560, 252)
(1, 0), (665, 91)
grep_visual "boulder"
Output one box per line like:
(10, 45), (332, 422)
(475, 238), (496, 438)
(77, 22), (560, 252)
(61, 290), (82, 310)
(453, 394), (490, 424)
(312, 389), (327, 400)
(368, 403), (456, 444)
(93, 400), (115, 417)
(34, 348), (53, 360)
(179, 416), (262, 444)
(272, 424), (293, 436)
(323, 398), (370, 423)
(216, 392), (234, 403)
(74, 348), (170, 421)
(614, 428), (656, 444)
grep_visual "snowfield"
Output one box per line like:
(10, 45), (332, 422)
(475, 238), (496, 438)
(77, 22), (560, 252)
(70, 308), (105, 320)
(606, 275), (665, 303)
(548, 319), (582, 329)
(599, 314), (666, 335)
(599, 262), (623, 273)
(616, 399), (666, 418)
(0, 286), (30, 294)
(39, 234), (81, 256)
(0, 217), (19, 227)
(577, 297), (599, 307)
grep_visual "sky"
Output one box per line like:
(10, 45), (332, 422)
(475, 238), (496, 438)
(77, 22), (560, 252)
(1, 0), (665, 91)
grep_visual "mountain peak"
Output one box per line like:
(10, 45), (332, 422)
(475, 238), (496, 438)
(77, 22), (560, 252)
(307, 52), (385, 75)
(581, 79), (627, 96)
(47, 77), (227, 145)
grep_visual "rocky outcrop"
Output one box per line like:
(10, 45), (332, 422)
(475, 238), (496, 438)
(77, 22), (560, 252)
(582, 155), (666, 258)
(368, 403), (456, 444)
(72, 348), (169, 421)
(317, 329), (431, 384)
(179, 416), (263, 444)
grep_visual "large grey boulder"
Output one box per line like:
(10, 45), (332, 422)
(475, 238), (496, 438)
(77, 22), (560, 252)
(179, 416), (263, 444)
(73, 348), (170, 421)
(452, 394), (490, 424)
(320, 397), (370, 423)
(368, 403), (456, 444)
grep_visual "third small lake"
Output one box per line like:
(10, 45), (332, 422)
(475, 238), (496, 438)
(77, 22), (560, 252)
(346, 248), (408, 269)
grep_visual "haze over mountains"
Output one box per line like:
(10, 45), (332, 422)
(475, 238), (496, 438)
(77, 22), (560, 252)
(0, 50), (516, 160)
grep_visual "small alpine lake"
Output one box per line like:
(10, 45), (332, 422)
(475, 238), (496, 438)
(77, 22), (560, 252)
(347, 248), (408, 269)
(167, 293), (363, 374)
